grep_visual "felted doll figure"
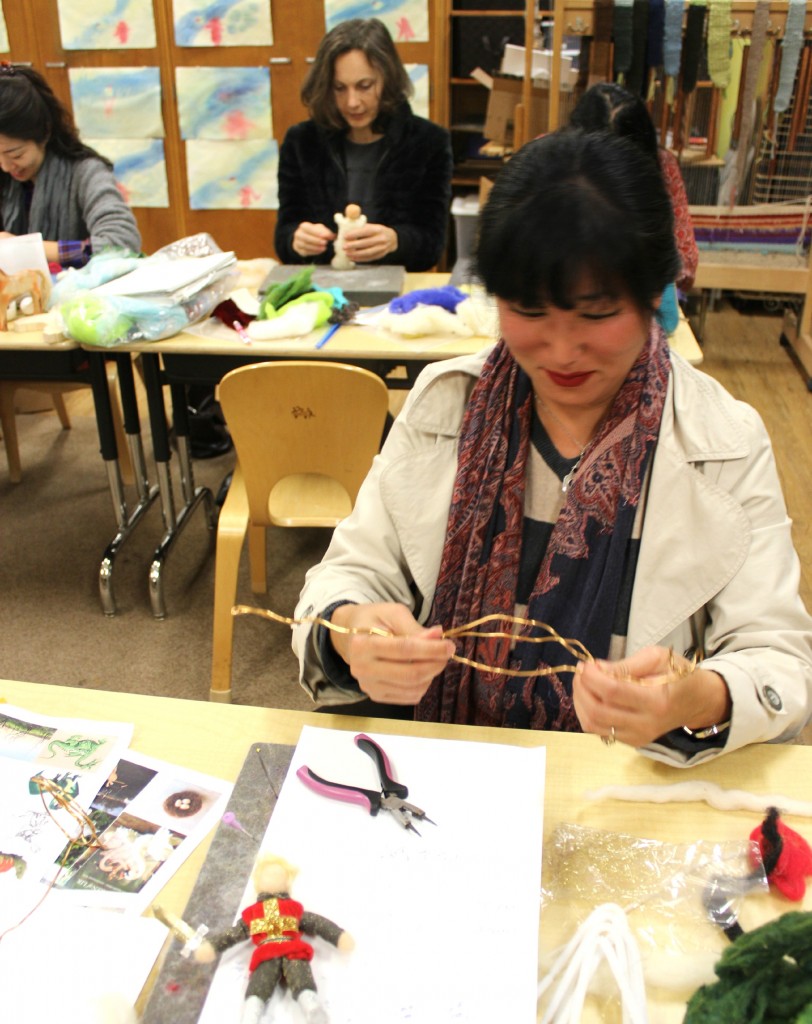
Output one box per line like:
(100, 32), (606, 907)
(331, 204), (366, 270)
(194, 853), (354, 1024)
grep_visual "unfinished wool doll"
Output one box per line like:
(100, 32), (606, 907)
(331, 204), (366, 270)
(194, 853), (354, 1024)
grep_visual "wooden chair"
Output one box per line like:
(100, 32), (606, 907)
(210, 360), (390, 702)
(0, 369), (134, 485)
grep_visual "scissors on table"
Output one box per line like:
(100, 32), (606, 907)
(297, 733), (436, 836)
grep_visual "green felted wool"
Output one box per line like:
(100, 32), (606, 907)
(684, 912), (812, 1023)
(259, 266), (315, 319)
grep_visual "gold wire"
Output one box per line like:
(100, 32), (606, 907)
(0, 778), (104, 941)
(232, 604), (589, 678)
(232, 605), (705, 683)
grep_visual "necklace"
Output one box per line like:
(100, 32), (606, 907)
(534, 394), (590, 494)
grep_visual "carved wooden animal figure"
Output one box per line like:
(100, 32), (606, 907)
(0, 267), (51, 330)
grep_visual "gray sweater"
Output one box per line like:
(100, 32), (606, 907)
(1, 149), (141, 255)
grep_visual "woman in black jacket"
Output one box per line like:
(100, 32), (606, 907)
(275, 18), (452, 272)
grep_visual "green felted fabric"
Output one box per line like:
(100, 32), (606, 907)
(684, 912), (812, 1023)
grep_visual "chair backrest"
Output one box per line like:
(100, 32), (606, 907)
(218, 360), (390, 527)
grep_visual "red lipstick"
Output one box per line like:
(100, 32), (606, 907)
(547, 370), (592, 388)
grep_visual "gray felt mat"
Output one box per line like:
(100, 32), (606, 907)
(142, 742), (294, 1024)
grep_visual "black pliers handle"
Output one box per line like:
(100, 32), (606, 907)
(297, 733), (436, 835)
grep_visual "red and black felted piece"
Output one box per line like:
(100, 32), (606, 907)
(749, 807), (812, 902)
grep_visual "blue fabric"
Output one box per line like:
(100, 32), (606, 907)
(656, 282), (680, 334)
(389, 285), (468, 314)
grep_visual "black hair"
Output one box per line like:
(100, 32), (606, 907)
(474, 129), (680, 313)
(0, 64), (111, 166)
(569, 82), (659, 163)
(300, 18), (413, 133)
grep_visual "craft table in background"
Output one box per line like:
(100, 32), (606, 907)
(0, 333), (159, 615)
(2, 677), (809, 1023)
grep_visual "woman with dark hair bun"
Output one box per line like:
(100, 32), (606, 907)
(569, 82), (697, 293)
(274, 18), (452, 272)
(292, 130), (812, 767)
(0, 64), (141, 268)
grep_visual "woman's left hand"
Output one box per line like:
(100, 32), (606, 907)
(342, 223), (397, 263)
(572, 645), (731, 748)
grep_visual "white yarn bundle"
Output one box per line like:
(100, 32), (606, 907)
(537, 903), (649, 1024)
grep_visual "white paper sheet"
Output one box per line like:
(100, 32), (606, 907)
(1, 906), (166, 1022)
(199, 726), (546, 1024)
(0, 233), (51, 277)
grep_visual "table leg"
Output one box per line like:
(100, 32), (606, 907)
(140, 355), (216, 620)
(89, 352), (160, 617)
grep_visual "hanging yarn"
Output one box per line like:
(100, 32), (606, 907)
(683, 911), (812, 1023)
(682, 3), (708, 95)
(729, 0), (774, 204)
(707, 0), (733, 90)
(646, 0), (665, 70)
(663, 0), (684, 78)
(537, 903), (649, 1024)
(592, 0), (614, 80)
(774, 0), (807, 113)
(613, 0), (635, 78)
(749, 807), (812, 902)
(626, 0), (651, 95)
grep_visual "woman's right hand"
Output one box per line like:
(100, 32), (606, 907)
(330, 603), (455, 705)
(293, 221), (336, 258)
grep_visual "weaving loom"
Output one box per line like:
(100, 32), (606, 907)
(690, 201), (811, 342)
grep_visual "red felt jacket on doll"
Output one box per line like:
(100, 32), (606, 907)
(242, 896), (314, 971)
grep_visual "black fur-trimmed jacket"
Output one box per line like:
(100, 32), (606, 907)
(274, 103), (453, 272)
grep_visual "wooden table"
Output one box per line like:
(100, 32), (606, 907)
(3, 678), (809, 1022)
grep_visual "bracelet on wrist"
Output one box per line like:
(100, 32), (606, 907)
(682, 720), (730, 740)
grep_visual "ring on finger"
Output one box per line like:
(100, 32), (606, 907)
(601, 726), (616, 747)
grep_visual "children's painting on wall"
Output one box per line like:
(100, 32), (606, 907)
(176, 66), (272, 140)
(56, 0), (157, 49)
(0, 6), (8, 52)
(173, 0), (273, 47)
(88, 138), (170, 208)
(69, 66), (164, 139)
(186, 138), (279, 210)
(406, 63), (429, 119)
(324, 0), (428, 43)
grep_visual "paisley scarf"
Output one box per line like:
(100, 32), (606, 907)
(417, 325), (671, 728)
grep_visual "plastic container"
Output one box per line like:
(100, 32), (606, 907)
(451, 194), (480, 262)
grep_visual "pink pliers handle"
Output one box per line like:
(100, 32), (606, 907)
(296, 765), (384, 816)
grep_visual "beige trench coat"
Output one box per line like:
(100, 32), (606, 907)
(293, 347), (812, 766)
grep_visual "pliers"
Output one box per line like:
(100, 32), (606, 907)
(297, 733), (436, 836)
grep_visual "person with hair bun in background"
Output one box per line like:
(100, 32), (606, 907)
(569, 82), (697, 333)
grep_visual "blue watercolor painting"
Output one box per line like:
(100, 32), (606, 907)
(406, 63), (429, 119)
(69, 67), (164, 139)
(89, 138), (169, 208)
(173, 0), (272, 47)
(324, 0), (428, 43)
(176, 67), (271, 140)
(57, 0), (157, 49)
(186, 139), (279, 209)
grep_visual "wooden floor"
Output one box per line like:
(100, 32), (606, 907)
(696, 301), (812, 610)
